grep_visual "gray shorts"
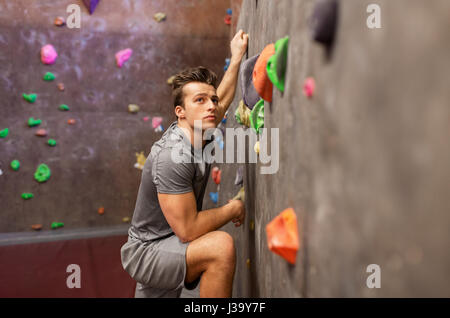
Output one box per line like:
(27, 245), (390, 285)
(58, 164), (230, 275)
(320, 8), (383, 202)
(120, 234), (200, 298)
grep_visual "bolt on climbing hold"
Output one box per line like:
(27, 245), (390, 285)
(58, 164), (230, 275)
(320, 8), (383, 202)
(35, 129), (47, 137)
(41, 44), (58, 65)
(249, 99), (265, 134)
(57, 83), (65, 91)
(212, 167), (221, 185)
(115, 48), (133, 68)
(122, 217), (131, 223)
(240, 54), (261, 110)
(21, 193), (34, 200)
(253, 44), (276, 102)
(134, 151), (146, 170)
(309, 0), (338, 46)
(23, 93), (37, 103)
(0, 169), (3, 176)
(303, 77), (316, 98)
(152, 117), (163, 129)
(246, 259), (251, 269)
(98, 207), (105, 215)
(34, 163), (51, 183)
(224, 15), (232, 25)
(226, 8), (233, 15)
(154, 125), (164, 132)
(234, 166), (243, 186)
(266, 36), (289, 92)
(51, 222), (64, 229)
(143, 116), (149, 121)
(154, 12), (167, 22)
(10, 160), (20, 171)
(128, 104), (140, 114)
(54, 17), (65, 27)
(59, 104), (69, 111)
(266, 208), (299, 265)
(235, 100), (251, 128)
(254, 141), (260, 154)
(83, 0), (101, 15)
(67, 119), (76, 125)
(167, 75), (176, 85)
(31, 224), (42, 231)
(43, 72), (56, 81)
(48, 139), (57, 147)
(28, 118), (41, 127)
(0, 128), (8, 138)
(232, 187), (245, 202)
(209, 192), (219, 204)
(224, 58), (231, 71)
(249, 220), (254, 231)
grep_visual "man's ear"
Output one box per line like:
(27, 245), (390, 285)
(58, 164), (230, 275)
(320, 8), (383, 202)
(175, 105), (185, 119)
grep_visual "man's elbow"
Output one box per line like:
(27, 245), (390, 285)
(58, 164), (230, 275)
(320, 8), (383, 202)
(176, 229), (195, 243)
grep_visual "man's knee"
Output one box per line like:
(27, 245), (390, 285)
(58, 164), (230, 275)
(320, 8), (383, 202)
(211, 231), (236, 266)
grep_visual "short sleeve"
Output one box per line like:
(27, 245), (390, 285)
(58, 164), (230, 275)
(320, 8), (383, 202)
(153, 147), (195, 194)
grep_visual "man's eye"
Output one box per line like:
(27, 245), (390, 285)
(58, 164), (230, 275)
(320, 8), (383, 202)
(196, 98), (204, 103)
(213, 99), (219, 105)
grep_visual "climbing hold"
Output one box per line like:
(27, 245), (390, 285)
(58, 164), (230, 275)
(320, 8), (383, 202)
(253, 44), (275, 102)
(254, 141), (260, 154)
(152, 116), (163, 129)
(67, 119), (76, 125)
(35, 129), (47, 137)
(224, 58), (231, 71)
(209, 192), (218, 204)
(40, 44), (58, 65)
(48, 139), (57, 147)
(303, 77), (316, 98)
(234, 166), (243, 186)
(221, 113), (227, 124)
(249, 99), (264, 134)
(266, 36), (289, 92)
(232, 187), (245, 202)
(224, 15), (232, 25)
(43, 72), (56, 81)
(21, 193), (34, 200)
(51, 222), (64, 229)
(0, 128), (8, 138)
(134, 151), (146, 170)
(309, 0), (338, 46)
(246, 259), (251, 269)
(23, 93), (37, 103)
(98, 207), (105, 215)
(154, 125), (164, 133)
(226, 8), (233, 15)
(122, 217), (131, 223)
(249, 220), (255, 231)
(167, 75), (176, 85)
(266, 208), (299, 265)
(31, 224), (42, 231)
(240, 54), (261, 110)
(154, 12), (167, 22)
(212, 167), (221, 185)
(57, 83), (65, 91)
(235, 100), (251, 128)
(28, 118), (42, 127)
(115, 48), (133, 68)
(128, 104), (140, 114)
(54, 17), (65, 27)
(83, 0), (100, 15)
(59, 104), (70, 111)
(10, 160), (20, 171)
(143, 116), (149, 122)
(34, 163), (51, 183)
(0, 169), (3, 176)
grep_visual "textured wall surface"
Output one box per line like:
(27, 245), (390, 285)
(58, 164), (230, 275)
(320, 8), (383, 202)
(205, 0), (450, 297)
(0, 0), (231, 232)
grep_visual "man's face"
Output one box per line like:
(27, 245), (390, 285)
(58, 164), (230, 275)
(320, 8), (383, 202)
(178, 82), (219, 131)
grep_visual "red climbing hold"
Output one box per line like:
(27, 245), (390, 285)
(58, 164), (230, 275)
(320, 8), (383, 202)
(212, 167), (221, 185)
(224, 15), (232, 25)
(35, 129), (47, 137)
(303, 77), (316, 98)
(266, 208), (299, 265)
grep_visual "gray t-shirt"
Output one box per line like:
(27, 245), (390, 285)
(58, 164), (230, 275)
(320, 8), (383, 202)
(128, 121), (212, 242)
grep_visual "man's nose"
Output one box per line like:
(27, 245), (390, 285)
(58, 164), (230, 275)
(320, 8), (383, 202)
(206, 99), (217, 111)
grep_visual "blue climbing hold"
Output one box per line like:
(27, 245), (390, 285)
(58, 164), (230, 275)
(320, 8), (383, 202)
(226, 8), (232, 15)
(224, 58), (231, 71)
(209, 192), (218, 204)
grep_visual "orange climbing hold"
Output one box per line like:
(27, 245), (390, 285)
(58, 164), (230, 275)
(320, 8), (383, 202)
(98, 207), (105, 215)
(266, 208), (299, 265)
(252, 44), (275, 102)
(67, 119), (76, 125)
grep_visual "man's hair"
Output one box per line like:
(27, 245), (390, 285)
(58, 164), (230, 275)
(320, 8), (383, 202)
(172, 66), (218, 108)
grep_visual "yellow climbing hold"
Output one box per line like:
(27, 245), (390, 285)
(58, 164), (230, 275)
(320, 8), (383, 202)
(154, 12), (166, 22)
(250, 220), (255, 231)
(134, 151), (146, 170)
(254, 141), (260, 154)
(122, 217), (131, 223)
(235, 100), (251, 127)
(232, 187), (245, 202)
(167, 75), (176, 85)
(246, 258), (251, 269)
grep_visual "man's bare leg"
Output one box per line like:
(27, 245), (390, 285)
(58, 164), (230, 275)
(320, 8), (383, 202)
(185, 231), (236, 298)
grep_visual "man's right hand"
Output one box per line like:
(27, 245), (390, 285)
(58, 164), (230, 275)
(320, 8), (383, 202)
(228, 199), (245, 227)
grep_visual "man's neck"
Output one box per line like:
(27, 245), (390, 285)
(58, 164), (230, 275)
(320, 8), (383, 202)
(176, 120), (207, 148)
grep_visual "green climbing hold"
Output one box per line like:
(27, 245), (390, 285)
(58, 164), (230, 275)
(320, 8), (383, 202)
(21, 193), (34, 200)
(249, 99), (265, 134)
(43, 72), (56, 81)
(28, 117), (42, 127)
(34, 163), (51, 183)
(51, 222), (64, 229)
(266, 36), (289, 92)
(59, 104), (70, 111)
(23, 93), (37, 103)
(48, 139), (57, 146)
(10, 159), (20, 171)
(0, 128), (8, 138)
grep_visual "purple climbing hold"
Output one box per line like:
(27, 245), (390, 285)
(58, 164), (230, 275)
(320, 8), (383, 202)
(83, 0), (100, 15)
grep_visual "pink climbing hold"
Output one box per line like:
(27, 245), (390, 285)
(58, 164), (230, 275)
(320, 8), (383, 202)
(41, 44), (58, 65)
(143, 116), (149, 122)
(115, 48), (133, 68)
(152, 117), (163, 129)
(303, 77), (316, 98)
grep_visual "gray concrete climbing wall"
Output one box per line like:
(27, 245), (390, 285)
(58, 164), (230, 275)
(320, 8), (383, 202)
(0, 0), (231, 232)
(206, 0), (450, 297)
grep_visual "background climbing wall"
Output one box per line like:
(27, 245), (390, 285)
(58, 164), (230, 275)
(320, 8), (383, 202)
(207, 0), (450, 297)
(0, 0), (232, 232)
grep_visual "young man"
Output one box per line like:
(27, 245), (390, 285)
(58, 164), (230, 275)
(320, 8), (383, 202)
(121, 30), (249, 298)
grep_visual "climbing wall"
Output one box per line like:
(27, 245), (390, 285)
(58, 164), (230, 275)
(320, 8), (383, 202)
(205, 0), (450, 297)
(0, 0), (231, 232)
